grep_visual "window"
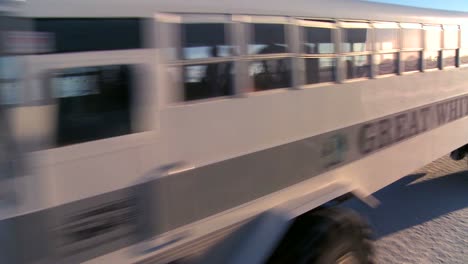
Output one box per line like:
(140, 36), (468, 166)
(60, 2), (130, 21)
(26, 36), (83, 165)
(374, 27), (399, 51)
(444, 25), (459, 49)
(375, 53), (398, 75)
(179, 23), (235, 100)
(374, 23), (399, 75)
(305, 58), (335, 84)
(424, 25), (442, 70)
(248, 22), (291, 91)
(52, 65), (135, 146)
(0, 57), (21, 105)
(342, 26), (371, 53)
(401, 24), (423, 72)
(402, 51), (421, 72)
(249, 24), (288, 55)
(35, 19), (143, 53)
(249, 59), (291, 90)
(442, 25), (459, 68)
(300, 21), (336, 84)
(443, 50), (457, 67)
(345, 55), (370, 79)
(425, 26), (442, 50)
(181, 23), (233, 59)
(304, 27), (334, 54)
(184, 63), (234, 100)
(401, 28), (422, 49)
(342, 22), (371, 80)
(424, 51), (440, 70)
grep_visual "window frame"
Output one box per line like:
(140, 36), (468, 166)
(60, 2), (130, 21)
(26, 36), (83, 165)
(162, 14), (237, 102)
(423, 24), (443, 71)
(34, 18), (145, 54)
(372, 22), (400, 77)
(29, 49), (156, 153)
(238, 15), (295, 93)
(51, 64), (136, 147)
(400, 23), (424, 73)
(158, 13), (468, 104)
(297, 19), (337, 87)
(441, 24), (459, 69)
(339, 21), (372, 81)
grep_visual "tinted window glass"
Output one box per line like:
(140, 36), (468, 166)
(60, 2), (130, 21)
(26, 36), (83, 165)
(402, 51), (421, 72)
(305, 58), (336, 84)
(375, 53), (398, 75)
(183, 62), (234, 101)
(345, 55), (370, 79)
(342, 28), (370, 52)
(249, 24), (287, 54)
(424, 51), (440, 69)
(443, 50), (456, 67)
(35, 19), (143, 53)
(304, 27), (334, 54)
(181, 23), (233, 60)
(250, 59), (291, 90)
(52, 65), (134, 146)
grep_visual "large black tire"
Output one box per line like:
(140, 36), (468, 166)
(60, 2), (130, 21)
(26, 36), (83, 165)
(266, 207), (373, 264)
(450, 144), (468, 161)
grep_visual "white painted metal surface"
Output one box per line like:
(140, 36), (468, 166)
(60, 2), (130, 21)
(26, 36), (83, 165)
(2, 1), (468, 263)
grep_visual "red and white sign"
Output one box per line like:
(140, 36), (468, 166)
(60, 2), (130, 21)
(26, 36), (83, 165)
(2, 31), (54, 54)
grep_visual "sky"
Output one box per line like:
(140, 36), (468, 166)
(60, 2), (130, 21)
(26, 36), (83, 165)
(367, 0), (468, 12)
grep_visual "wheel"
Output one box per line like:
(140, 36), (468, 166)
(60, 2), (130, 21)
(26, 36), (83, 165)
(266, 207), (373, 264)
(450, 144), (468, 161)
(450, 149), (465, 161)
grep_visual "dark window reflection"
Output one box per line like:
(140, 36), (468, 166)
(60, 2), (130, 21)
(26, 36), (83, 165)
(53, 65), (133, 146)
(250, 59), (291, 90)
(304, 27), (334, 54)
(305, 58), (336, 84)
(425, 51), (440, 70)
(181, 23), (233, 60)
(342, 28), (370, 53)
(402, 51), (421, 72)
(249, 24), (287, 54)
(345, 56), (370, 79)
(443, 50), (456, 67)
(376, 53), (398, 75)
(36, 19), (143, 53)
(184, 62), (234, 101)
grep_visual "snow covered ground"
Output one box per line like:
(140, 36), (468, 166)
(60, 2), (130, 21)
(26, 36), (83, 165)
(345, 156), (468, 263)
